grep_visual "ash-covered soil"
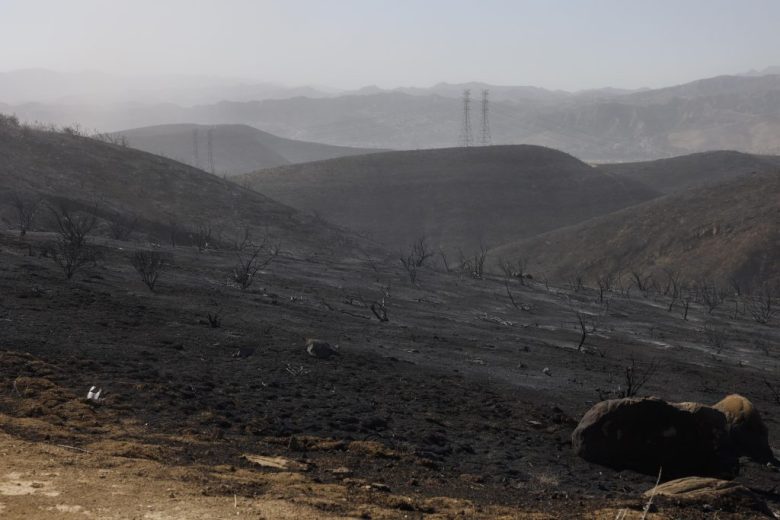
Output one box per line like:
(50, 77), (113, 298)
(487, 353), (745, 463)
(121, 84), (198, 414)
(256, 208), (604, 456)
(0, 231), (778, 518)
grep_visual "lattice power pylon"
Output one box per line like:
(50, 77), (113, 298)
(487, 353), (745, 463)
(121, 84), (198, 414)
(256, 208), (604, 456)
(480, 89), (492, 146)
(459, 89), (473, 147)
(207, 127), (215, 175)
(192, 128), (200, 169)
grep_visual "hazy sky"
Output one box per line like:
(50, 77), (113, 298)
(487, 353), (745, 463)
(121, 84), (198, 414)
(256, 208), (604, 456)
(2, 0), (779, 90)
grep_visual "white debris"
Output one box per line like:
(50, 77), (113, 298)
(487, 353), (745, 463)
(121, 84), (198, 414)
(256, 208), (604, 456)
(86, 386), (103, 402)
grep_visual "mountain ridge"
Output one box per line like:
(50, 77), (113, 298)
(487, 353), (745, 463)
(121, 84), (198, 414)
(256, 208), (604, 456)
(4, 71), (780, 160)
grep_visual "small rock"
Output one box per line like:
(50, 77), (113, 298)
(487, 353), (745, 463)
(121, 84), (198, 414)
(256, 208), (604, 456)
(306, 338), (339, 359)
(542, 367), (551, 376)
(459, 473), (485, 484)
(360, 416), (389, 431)
(232, 347), (255, 359)
(646, 476), (772, 515)
(242, 454), (309, 471)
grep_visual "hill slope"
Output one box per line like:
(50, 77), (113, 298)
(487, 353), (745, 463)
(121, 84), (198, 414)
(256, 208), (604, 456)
(114, 123), (383, 176)
(240, 145), (658, 253)
(0, 118), (354, 256)
(0, 117), (778, 520)
(492, 171), (780, 289)
(598, 150), (780, 194)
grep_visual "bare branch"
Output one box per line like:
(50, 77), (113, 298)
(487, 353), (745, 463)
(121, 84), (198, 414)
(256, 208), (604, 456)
(10, 192), (42, 237)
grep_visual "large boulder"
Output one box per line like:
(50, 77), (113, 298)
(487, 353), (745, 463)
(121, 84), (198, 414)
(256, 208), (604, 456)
(713, 394), (774, 463)
(572, 397), (738, 478)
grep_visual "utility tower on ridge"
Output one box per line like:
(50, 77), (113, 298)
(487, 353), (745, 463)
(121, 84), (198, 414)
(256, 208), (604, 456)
(192, 128), (200, 169)
(459, 89), (473, 147)
(480, 89), (492, 146)
(206, 127), (215, 175)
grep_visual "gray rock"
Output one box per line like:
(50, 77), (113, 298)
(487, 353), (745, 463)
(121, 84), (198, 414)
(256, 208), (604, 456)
(306, 338), (339, 359)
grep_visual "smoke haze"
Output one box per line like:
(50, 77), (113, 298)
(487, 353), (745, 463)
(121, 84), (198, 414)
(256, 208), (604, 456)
(2, 0), (779, 91)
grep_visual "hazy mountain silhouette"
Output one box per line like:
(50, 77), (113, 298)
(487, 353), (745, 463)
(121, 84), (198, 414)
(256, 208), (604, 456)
(3, 72), (780, 160)
(0, 69), (335, 105)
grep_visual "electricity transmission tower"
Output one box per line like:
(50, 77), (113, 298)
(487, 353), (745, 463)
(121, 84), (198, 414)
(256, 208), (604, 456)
(459, 89), (473, 147)
(480, 89), (492, 146)
(192, 128), (200, 169)
(206, 127), (215, 175)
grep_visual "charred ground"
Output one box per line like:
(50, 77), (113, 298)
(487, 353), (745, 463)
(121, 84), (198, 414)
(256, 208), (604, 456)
(0, 120), (778, 518)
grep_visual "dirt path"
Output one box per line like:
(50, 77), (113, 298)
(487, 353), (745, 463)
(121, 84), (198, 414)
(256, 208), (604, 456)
(0, 428), (362, 519)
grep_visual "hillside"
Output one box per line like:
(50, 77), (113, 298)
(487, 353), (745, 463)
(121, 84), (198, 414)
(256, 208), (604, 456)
(0, 117), (778, 519)
(597, 150), (780, 194)
(0, 117), (355, 256)
(115, 123), (383, 176)
(240, 145), (658, 253)
(491, 171), (780, 289)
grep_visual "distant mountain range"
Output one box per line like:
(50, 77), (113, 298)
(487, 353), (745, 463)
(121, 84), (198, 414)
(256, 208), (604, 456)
(0, 69), (336, 105)
(2, 68), (780, 160)
(741, 66), (780, 77)
(0, 69), (650, 105)
(113, 124), (384, 176)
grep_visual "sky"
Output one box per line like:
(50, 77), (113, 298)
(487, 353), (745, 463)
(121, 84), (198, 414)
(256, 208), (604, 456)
(1, 0), (779, 91)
